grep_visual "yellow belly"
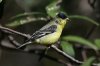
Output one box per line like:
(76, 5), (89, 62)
(35, 32), (61, 45)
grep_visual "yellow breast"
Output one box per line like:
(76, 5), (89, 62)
(35, 32), (61, 45)
(35, 25), (63, 45)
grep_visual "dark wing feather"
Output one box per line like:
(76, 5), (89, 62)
(28, 25), (57, 41)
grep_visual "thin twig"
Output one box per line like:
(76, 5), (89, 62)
(8, 35), (21, 47)
(0, 44), (73, 66)
(0, 25), (99, 66)
(85, 25), (97, 38)
(0, 25), (31, 38)
(51, 45), (83, 64)
(0, 25), (31, 48)
(51, 45), (99, 66)
(81, 49), (87, 61)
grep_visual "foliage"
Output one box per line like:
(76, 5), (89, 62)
(61, 41), (75, 57)
(6, 12), (47, 27)
(81, 57), (95, 66)
(0, 0), (100, 66)
(61, 36), (98, 50)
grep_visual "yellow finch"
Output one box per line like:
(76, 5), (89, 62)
(17, 12), (70, 49)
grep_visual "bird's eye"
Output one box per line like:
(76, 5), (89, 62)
(57, 12), (67, 19)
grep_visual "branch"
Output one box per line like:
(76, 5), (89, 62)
(8, 35), (21, 47)
(51, 45), (99, 66)
(51, 45), (83, 64)
(81, 49), (87, 61)
(0, 25), (31, 48)
(0, 25), (99, 66)
(0, 25), (31, 38)
(85, 25), (97, 38)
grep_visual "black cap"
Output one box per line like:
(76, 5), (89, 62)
(57, 12), (67, 19)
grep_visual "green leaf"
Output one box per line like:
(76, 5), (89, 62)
(61, 41), (75, 57)
(81, 57), (95, 66)
(46, 0), (62, 17)
(69, 15), (99, 26)
(94, 39), (100, 49)
(62, 36), (98, 50)
(5, 12), (47, 27)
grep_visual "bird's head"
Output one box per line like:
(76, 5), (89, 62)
(56, 12), (70, 26)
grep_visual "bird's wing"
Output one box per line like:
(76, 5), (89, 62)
(28, 25), (57, 41)
(17, 25), (57, 49)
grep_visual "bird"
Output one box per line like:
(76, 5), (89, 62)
(17, 12), (70, 49)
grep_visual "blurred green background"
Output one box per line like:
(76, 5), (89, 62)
(0, 0), (100, 66)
